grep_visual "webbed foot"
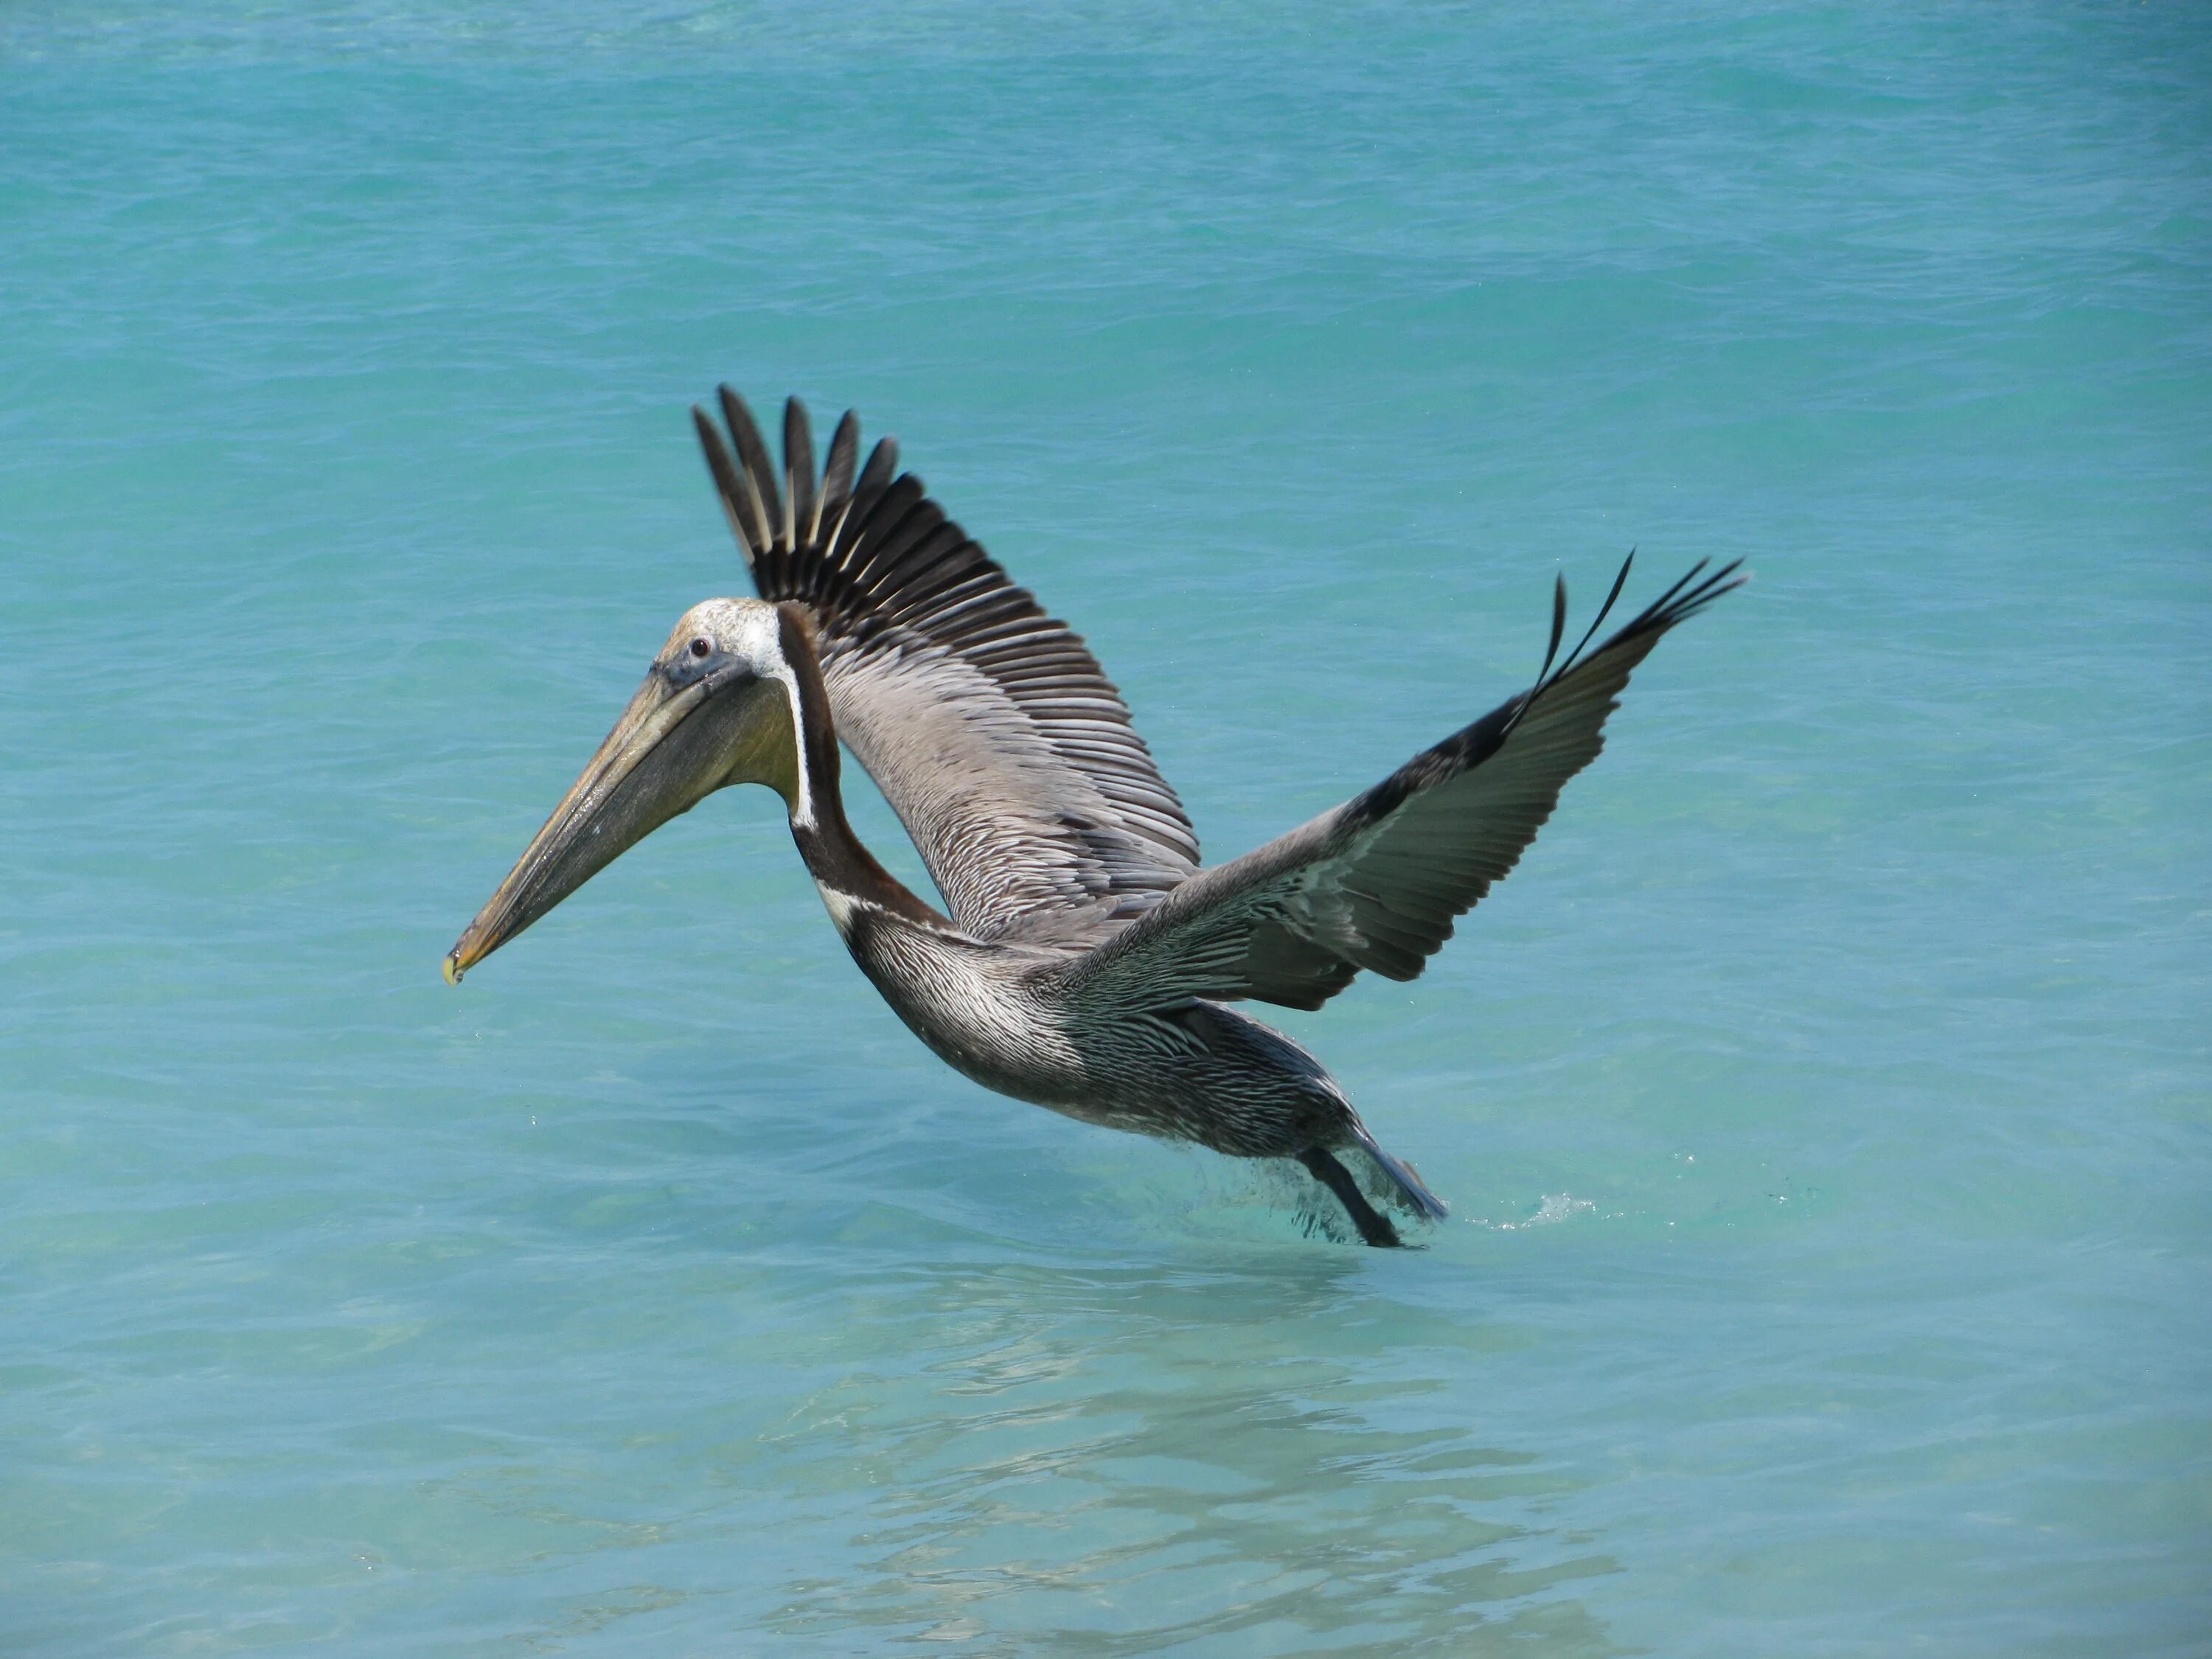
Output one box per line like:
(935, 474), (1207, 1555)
(1297, 1147), (1403, 1248)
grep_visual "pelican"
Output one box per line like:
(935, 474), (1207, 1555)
(445, 391), (1743, 1247)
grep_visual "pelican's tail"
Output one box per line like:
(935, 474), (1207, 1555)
(1348, 1124), (1450, 1224)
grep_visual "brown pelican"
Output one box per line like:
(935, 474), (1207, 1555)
(445, 391), (1743, 1247)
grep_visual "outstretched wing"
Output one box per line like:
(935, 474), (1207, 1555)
(694, 390), (1200, 943)
(1055, 558), (1745, 1012)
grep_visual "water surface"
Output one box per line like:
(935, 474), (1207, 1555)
(4, 4), (2208, 1652)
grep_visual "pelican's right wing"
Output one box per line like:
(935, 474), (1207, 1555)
(1054, 559), (1745, 1012)
(694, 391), (1200, 943)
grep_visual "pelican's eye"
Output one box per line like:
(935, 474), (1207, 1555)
(688, 636), (713, 660)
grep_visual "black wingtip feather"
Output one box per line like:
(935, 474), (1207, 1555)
(784, 397), (816, 549)
(1507, 554), (1747, 726)
(855, 435), (898, 501)
(714, 386), (779, 563)
(1629, 557), (1715, 631)
(1538, 574), (1568, 684)
(1551, 549), (1636, 687)
(1625, 558), (1747, 639)
(693, 405), (760, 568)
(821, 411), (860, 523)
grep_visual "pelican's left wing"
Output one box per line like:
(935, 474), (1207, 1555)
(1054, 559), (1745, 1012)
(694, 391), (1200, 943)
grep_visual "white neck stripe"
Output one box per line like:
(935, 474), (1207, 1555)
(772, 665), (816, 830)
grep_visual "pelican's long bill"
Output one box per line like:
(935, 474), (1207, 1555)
(443, 639), (786, 984)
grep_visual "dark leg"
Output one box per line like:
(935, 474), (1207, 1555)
(1298, 1148), (1402, 1248)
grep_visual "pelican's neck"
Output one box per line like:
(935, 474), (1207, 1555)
(771, 605), (947, 933)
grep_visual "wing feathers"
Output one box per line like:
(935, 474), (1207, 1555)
(820, 411), (860, 540)
(695, 391), (1200, 939)
(696, 392), (1739, 983)
(783, 397), (815, 550)
(1060, 556), (1744, 1012)
(717, 388), (781, 565)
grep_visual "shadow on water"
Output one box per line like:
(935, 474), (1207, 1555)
(731, 1250), (1625, 1656)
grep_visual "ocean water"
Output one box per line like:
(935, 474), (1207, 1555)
(4, 3), (2208, 1652)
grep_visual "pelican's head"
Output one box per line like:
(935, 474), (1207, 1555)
(443, 597), (810, 984)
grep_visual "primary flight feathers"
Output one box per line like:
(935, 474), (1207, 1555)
(694, 388), (1743, 1014)
(694, 389), (1202, 945)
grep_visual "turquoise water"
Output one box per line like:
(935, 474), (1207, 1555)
(5, 3), (2208, 1651)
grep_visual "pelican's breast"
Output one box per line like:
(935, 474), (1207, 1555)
(829, 897), (1085, 1102)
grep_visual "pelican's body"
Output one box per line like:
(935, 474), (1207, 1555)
(447, 392), (1742, 1246)
(834, 904), (1356, 1161)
